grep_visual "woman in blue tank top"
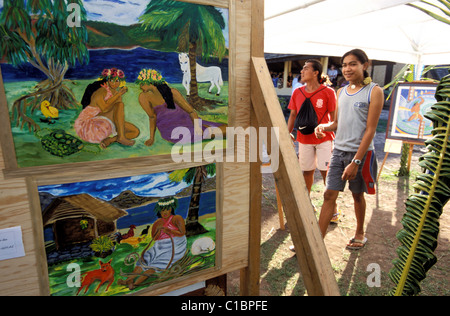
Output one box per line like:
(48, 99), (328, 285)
(315, 49), (384, 250)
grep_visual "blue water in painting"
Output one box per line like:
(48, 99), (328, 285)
(0, 47), (229, 83)
(42, 190), (216, 242)
(116, 190), (217, 231)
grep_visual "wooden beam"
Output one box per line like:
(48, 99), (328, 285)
(250, 56), (340, 296)
(240, 0), (264, 297)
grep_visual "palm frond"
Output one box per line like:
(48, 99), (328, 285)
(139, 1), (226, 62)
(389, 74), (450, 296)
(408, 0), (450, 25)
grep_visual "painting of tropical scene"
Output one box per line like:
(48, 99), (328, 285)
(38, 163), (217, 296)
(0, 0), (229, 168)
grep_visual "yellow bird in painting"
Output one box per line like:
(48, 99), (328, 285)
(40, 100), (59, 124)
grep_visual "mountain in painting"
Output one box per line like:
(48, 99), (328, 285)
(84, 21), (178, 51)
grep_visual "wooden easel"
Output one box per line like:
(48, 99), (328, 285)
(377, 121), (426, 182)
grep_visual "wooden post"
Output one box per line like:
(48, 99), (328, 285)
(240, 0), (264, 296)
(251, 56), (340, 296)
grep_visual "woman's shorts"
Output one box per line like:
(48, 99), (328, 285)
(326, 149), (378, 194)
(298, 141), (333, 172)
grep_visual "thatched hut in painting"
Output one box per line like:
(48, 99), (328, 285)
(42, 194), (127, 250)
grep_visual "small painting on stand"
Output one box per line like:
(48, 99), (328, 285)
(386, 82), (438, 144)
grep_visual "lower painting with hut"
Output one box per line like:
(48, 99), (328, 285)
(37, 164), (218, 296)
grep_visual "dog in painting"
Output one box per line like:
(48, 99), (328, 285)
(76, 259), (115, 295)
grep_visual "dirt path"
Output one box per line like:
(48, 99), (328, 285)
(227, 110), (450, 296)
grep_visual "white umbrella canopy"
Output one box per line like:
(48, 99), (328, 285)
(265, 0), (450, 65)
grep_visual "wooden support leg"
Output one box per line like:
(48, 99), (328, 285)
(250, 56), (340, 296)
(275, 182), (285, 230)
(377, 152), (389, 183)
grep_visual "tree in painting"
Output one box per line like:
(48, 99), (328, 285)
(0, 0), (89, 131)
(140, 0), (227, 111)
(169, 164), (216, 237)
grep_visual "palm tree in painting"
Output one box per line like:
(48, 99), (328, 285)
(139, 0), (227, 111)
(169, 164), (216, 237)
(0, 0), (89, 131)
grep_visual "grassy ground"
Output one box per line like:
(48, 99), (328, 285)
(227, 117), (450, 296)
(3, 80), (228, 168)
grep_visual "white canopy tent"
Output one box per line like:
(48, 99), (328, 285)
(265, 0), (450, 66)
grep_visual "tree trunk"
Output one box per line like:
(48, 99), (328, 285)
(11, 61), (76, 132)
(187, 42), (204, 111)
(185, 167), (208, 237)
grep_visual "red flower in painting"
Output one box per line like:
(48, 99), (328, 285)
(101, 68), (125, 80)
(102, 69), (111, 78)
(110, 68), (118, 79)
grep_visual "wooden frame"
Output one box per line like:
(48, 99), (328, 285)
(386, 81), (438, 145)
(0, 0), (230, 179)
(28, 162), (221, 296)
(0, 0), (252, 297)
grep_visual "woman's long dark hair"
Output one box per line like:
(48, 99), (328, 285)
(156, 83), (176, 110)
(81, 79), (107, 109)
(341, 49), (370, 79)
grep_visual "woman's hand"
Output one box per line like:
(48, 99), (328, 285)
(119, 86), (128, 95)
(315, 125), (326, 139)
(145, 137), (155, 147)
(342, 162), (359, 181)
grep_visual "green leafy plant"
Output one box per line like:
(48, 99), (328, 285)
(0, 0), (89, 131)
(90, 236), (114, 254)
(389, 74), (450, 296)
(407, 0), (450, 25)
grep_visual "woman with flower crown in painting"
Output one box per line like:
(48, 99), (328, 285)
(136, 69), (226, 146)
(75, 68), (140, 148)
(118, 197), (187, 290)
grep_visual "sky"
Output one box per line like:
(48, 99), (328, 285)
(0, 0), (229, 45)
(0, 1), (229, 27)
(83, 0), (148, 25)
(38, 172), (190, 201)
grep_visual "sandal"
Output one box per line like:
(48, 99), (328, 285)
(346, 237), (368, 250)
(330, 209), (342, 224)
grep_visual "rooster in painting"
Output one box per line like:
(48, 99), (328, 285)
(114, 225), (136, 244)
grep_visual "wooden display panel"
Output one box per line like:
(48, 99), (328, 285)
(28, 163), (221, 296)
(0, 0), (252, 296)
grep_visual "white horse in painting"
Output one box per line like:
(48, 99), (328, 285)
(179, 53), (223, 96)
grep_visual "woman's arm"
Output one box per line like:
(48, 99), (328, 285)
(169, 215), (186, 237)
(139, 93), (157, 146)
(172, 89), (202, 135)
(94, 87), (128, 113)
(151, 220), (163, 240)
(315, 88), (341, 138)
(315, 110), (338, 138)
(342, 86), (384, 181)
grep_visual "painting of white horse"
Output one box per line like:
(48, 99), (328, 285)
(179, 53), (223, 96)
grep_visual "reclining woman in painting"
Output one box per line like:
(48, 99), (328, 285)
(75, 68), (140, 148)
(135, 68), (226, 146)
(118, 197), (187, 290)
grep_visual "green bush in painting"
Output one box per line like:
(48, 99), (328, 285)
(90, 236), (114, 254)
